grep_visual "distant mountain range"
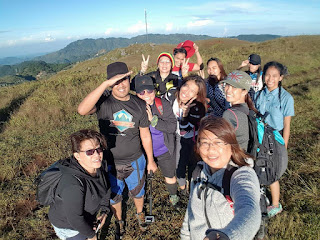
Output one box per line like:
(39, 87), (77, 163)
(230, 34), (282, 42)
(0, 34), (282, 66)
(33, 34), (213, 64)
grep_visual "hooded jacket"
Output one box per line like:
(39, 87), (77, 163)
(48, 156), (110, 239)
(181, 161), (261, 240)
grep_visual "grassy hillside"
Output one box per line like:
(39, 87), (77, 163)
(0, 35), (319, 239)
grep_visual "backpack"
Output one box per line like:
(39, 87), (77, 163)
(228, 108), (288, 186)
(192, 164), (238, 228)
(35, 159), (83, 207)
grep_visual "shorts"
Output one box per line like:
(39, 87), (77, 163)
(108, 154), (146, 204)
(156, 151), (176, 178)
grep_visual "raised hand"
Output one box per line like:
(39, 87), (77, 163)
(141, 54), (150, 74)
(106, 71), (132, 88)
(181, 96), (197, 117)
(240, 59), (249, 68)
(181, 58), (190, 77)
(198, 69), (205, 79)
(193, 43), (199, 53)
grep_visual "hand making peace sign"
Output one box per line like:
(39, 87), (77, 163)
(141, 54), (150, 74)
(181, 58), (190, 77)
(181, 96), (197, 117)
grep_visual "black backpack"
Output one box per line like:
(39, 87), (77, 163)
(35, 159), (83, 207)
(246, 110), (288, 186)
(228, 107), (288, 186)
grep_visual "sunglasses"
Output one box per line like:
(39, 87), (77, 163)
(138, 89), (154, 95)
(80, 147), (103, 156)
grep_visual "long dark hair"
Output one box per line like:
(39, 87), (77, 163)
(196, 116), (250, 166)
(256, 61), (288, 109)
(206, 57), (227, 81)
(177, 75), (207, 111)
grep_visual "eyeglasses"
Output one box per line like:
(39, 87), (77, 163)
(80, 147), (104, 156)
(138, 89), (154, 95)
(198, 141), (228, 150)
(159, 60), (171, 64)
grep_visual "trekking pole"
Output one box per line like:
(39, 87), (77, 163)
(145, 170), (155, 223)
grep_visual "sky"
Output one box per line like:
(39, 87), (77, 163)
(0, 0), (319, 58)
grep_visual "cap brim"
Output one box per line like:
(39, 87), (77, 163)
(221, 80), (248, 90)
(135, 85), (154, 93)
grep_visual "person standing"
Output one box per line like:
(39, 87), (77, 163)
(205, 57), (229, 117)
(254, 61), (294, 218)
(135, 75), (180, 208)
(78, 62), (157, 238)
(238, 54), (263, 100)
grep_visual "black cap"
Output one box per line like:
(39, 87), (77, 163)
(248, 54), (261, 65)
(107, 62), (129, 79)
(135, 75), (155, 93)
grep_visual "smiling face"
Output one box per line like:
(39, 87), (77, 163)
(264, 66), (283, 92)
(111, 77), (130, 101)
(249, 63), (260, 73)
(198, 130), (232, 173)
(225, 84), (247, 105)
(174, 52), (186, 67)
(137, 89), (156, 105)
(207, 60), (221, 80)
(73, 139), (103, 174)
(179, 80), (199, 104)
(158, 56), (172, 74)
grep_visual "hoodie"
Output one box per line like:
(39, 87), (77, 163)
(181, 161), (261, 240)
(48, 156), (110, 239)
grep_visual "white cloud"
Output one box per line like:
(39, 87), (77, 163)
(187, 19), (214, 28)
(127, 21), (145, 33)
(44, 35), (55, 42)
(166, 23), (173, 31)
(104, 28), (113, 35)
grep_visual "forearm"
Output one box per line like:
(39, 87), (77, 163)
(283, 117), (291, 148)
(78, 81), (110, 115)
(140, 129), (154, 163)
(195, 51), (203, 66)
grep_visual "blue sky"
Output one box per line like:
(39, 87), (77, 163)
(0, 0), (319, 58)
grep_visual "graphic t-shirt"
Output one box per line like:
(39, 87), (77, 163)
(96, 94), (149, 165)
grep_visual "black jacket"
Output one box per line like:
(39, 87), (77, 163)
(48, 156), (110, 238)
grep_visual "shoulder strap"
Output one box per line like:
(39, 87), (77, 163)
(154, 97), (163, 115)
(227, 108), (239, 130)
(222, 166), (238, 197)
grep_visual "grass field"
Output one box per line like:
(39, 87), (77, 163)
(0, 35), (319, 239)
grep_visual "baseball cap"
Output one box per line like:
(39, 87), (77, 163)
(248, 54), (261, 65)
(135, 75), (155, 93)
(221, 70), (252, 91)
(106, 62), (129, 79)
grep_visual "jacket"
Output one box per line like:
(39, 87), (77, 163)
(181, 161), (261, 240)
(48, 156), (111, 239)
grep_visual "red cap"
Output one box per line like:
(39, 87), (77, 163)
(176, 40), (195, 58)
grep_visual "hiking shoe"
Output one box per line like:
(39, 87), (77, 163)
(115, 220), (125, 240)
(135, 212), (148, 231)
(267, 203), (283, 218)
(169, 194), (180, 209)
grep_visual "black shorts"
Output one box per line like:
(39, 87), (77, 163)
(156, 151), (176, 178)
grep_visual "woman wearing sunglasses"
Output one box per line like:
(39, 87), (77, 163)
(181, 116), (261, 240)
(135, 75), (180, 207)
(49, 129), (111, 240)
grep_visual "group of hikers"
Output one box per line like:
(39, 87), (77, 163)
(44, 40), (294, 240)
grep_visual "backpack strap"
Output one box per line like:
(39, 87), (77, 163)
(154, 97), (163, 115)
(222, 166), (238, 197)
(227, 108), (239, 130)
